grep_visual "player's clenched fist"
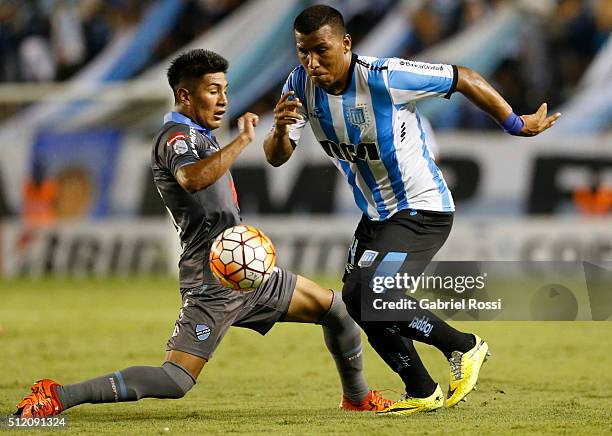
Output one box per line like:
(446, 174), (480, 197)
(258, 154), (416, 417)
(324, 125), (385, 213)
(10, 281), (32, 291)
(237, 112), (259, 142)
(273, 91), (303, 134)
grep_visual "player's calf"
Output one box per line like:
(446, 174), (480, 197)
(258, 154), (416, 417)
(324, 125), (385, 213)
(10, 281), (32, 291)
(15, 362), (195, 415)
(250, 274), (393, 411)
(310, 287), (393, 410)
(317, 290), (370, 404)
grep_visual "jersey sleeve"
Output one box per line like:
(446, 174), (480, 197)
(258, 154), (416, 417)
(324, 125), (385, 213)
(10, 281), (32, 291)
(158, 126), (201, 176)
(271, 67), (309, 146)
(386, 58), (458, 105)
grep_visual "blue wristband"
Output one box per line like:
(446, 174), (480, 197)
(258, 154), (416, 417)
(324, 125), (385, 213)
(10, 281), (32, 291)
(501, 113), (524, 135)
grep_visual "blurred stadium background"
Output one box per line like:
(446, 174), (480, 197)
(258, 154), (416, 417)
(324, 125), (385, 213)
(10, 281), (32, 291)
(0, 0), (611, 432)
(0, 0), (611, 280)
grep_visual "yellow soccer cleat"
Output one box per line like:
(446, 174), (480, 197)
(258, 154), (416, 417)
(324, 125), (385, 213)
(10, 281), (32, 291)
(375, 384), (444, 416)
(446, 335), (490, 408)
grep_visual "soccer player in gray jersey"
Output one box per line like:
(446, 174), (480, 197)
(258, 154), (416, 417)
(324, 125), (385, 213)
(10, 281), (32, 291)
(14, 49), (394, 418)
(264, 5), (561, 415)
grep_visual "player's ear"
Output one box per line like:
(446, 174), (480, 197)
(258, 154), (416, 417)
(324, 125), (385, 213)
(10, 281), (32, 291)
(176, 87), (191, 106)
(342, 33), (352, 53)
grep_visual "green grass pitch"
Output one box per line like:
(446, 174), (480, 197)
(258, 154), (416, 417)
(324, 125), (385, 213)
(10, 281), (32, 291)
(1, 277), (610, 435)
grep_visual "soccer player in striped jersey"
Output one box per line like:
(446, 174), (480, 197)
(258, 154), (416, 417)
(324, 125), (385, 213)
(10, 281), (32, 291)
(264, 5), (560, 415)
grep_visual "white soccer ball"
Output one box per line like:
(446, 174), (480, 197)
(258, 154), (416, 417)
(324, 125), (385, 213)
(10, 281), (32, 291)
(209, 225), (276, 291)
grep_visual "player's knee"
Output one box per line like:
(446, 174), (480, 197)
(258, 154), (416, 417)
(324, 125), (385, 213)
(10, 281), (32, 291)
(319, 290), (351, 327)
(161, 361), (196, 398)
(119, 363), (196, 400)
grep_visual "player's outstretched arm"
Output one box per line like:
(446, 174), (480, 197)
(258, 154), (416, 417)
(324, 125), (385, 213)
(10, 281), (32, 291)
(263, 91), (302, 167)
(456, 66), (561, 137)
(176, 112), (259, 193)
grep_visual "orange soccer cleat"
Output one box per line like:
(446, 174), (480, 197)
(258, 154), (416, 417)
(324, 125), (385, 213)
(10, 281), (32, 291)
(15, 379), (63, 417)
(339, 389), (394, 412)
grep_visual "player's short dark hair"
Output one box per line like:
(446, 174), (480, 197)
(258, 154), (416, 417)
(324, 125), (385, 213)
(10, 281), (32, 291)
(293, 5), (346, 35)
(167, 49), (228, 93)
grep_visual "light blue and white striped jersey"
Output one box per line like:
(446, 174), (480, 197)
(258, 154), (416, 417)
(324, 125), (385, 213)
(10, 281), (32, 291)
(280, 54), (457, 221)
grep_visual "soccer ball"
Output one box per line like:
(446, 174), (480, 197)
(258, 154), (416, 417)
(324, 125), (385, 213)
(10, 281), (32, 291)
(209, 225), (276, 291)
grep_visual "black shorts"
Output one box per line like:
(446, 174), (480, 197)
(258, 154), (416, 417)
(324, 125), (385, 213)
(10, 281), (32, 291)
(343, 209), (453, 283)
(166, 267), (296, 360)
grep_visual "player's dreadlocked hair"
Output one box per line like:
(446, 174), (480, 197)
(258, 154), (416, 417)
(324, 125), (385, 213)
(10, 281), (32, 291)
(293, 4), (346, 35)
(167, 49), (228, 95)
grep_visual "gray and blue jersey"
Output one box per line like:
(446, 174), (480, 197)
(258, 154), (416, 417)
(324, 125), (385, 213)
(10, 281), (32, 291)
(152, 112), (241, 288)
(280, 54), (457, 221)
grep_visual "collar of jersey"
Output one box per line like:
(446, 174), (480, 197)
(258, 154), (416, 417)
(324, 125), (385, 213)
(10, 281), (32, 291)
(164, 111), (213, 140)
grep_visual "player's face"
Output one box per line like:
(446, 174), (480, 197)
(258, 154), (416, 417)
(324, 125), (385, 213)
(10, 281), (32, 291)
(295, 25), (352, 94)
(189, 72), (228, 130)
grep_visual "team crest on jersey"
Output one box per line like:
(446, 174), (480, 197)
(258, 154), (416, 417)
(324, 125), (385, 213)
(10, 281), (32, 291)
(167, 132), (190, 155)
(173, 140), (188, 155)
(346, 106), (370, 128)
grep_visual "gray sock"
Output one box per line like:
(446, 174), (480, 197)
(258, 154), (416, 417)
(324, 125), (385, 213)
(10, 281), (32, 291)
(319, 290), (369, 403)
(57, 361), (195, 410)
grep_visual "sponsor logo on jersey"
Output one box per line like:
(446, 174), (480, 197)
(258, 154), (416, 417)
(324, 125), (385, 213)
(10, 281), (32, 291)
(320, 140), (381, 163)
(399, 60), (444, 71)
(188, 126), (203, 157)
(358, 250), (379, 267)
(195, 324), (211, 341)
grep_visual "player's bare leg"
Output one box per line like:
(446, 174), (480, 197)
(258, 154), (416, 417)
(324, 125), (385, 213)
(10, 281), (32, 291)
(166, 350), (207, 380)
(283, 275), (334, 323)
(282, 275), (393, 411)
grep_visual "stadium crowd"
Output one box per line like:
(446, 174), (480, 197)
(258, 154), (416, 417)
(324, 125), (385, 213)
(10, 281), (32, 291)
(0, 0), (245, 82)
(0, 0), (610, 129)
(407, 0), (611, 128)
